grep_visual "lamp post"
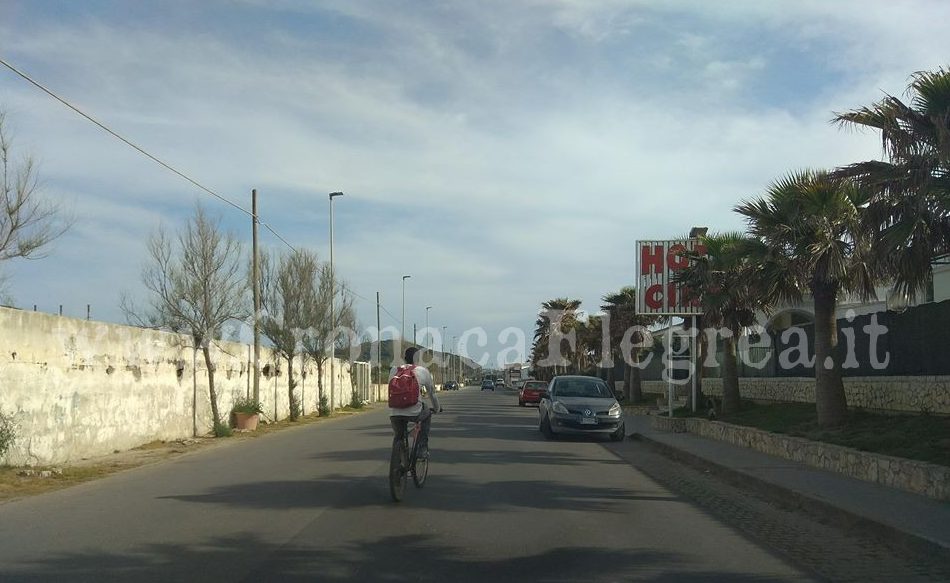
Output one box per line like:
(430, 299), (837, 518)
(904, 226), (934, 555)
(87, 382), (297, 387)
(425, 306), (432, 349)
(329, 191), (344, 412)
(401, 275), (411, 345)
(440, 325), (447, 385)
(452, 335), (457, 382)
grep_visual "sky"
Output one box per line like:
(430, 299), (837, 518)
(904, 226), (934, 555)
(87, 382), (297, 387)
(1, 0), (949, 368)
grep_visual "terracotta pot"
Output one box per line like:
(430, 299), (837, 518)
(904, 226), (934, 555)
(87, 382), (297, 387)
(234, 412), (260, 431)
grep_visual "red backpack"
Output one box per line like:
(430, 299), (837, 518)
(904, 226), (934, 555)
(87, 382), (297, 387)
(388, 365), (421, 408)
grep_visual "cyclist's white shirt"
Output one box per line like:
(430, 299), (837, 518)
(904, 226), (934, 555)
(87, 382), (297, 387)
(388, 364), (440, 417)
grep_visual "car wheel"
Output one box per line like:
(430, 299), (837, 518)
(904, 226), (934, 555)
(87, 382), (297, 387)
(610, 422), (625, 442)
(540, 414), (555, 440)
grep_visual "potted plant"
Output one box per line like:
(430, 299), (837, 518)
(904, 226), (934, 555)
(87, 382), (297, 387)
(231, 396), (264, 431)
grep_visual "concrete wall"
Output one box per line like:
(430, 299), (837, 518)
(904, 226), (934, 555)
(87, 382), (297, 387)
(0, 307), (361, 466)
(641, 376), (950, 415)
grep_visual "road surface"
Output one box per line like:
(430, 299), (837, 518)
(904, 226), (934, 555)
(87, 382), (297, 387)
(0, 387), (813, 582)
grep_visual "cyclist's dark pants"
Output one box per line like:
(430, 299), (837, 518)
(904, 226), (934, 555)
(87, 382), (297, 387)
(391, 409), (431, 450)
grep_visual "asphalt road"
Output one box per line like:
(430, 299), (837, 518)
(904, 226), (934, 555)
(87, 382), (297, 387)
(0, 387), (813, 582)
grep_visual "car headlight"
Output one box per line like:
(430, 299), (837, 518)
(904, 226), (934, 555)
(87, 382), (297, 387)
(552, 401), (569, 414)
(608, 403), (622, 417)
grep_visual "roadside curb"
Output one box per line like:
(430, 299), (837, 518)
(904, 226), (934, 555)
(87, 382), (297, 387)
(629, 431), (950, 562)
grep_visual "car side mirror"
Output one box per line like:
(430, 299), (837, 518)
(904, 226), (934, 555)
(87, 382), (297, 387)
(615, 391), (625, 402)
(539, 390), (549, 400)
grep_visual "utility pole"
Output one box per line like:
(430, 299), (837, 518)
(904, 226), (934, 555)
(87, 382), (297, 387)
(251, 189), (261, 404)
(376, 291), (382, 396)
(425, 306), (432, 349)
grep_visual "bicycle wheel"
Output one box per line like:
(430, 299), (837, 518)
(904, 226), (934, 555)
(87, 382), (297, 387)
(412, 448), (428, 488)
(389, 439), (407, 502)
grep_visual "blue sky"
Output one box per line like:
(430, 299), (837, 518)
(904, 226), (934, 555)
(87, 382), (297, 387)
(1, 0), (949, 367)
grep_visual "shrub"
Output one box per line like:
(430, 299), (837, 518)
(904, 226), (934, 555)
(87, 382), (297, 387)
(213, 421), (233, 438)
(318, 394), (331, 417)
(231, 396), (264, 415)
(0, 410), (16, 460)
(349, 389), (364, 409)
(289, 391), (301, 420)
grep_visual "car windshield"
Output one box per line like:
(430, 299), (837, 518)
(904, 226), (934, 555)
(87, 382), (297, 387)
(524, 382), (546, 390)
(553, 379), (613, 398)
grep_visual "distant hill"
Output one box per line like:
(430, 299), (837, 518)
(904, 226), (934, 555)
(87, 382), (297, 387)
(347, 339), (482, 380)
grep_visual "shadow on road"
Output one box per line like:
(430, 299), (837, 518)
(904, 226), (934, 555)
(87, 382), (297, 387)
(312, 446), (627, 467)
(0, 531), (802, 583)
(157, 472), (680, 514)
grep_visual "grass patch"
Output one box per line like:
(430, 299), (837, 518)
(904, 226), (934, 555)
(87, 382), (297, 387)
(721, 402), (950, 467)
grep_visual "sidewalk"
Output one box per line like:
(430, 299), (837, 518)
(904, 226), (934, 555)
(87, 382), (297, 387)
(625, 415), (950, 558)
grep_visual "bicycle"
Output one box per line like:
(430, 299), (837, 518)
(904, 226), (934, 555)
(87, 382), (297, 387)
(389, 408), (433, 502)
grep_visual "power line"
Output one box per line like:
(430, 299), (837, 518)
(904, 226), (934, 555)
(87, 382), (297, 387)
(1, 56), (409, 328)
(0, 55), (296, 251)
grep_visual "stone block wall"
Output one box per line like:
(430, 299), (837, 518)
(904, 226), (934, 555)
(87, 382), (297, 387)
(649, 415), (950, 501)
(642, 376), (950, 415)
(0, 307), (358, 466)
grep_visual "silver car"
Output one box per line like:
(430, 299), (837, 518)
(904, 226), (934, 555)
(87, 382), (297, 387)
(538, 376), (625, 441)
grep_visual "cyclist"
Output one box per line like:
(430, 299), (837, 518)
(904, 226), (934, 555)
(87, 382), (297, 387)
(389, 346), (441, 459)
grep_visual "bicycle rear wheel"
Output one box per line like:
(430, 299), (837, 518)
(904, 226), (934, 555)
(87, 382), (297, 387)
(412, 452), (428, 488)
(389, 439), (407, 502)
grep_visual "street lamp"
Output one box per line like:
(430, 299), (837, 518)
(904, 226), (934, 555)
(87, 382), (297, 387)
(401, 275), (411, 344)
(440, 326), (447, 385)
(425, 306), (432, 349)
(329, 191), (344, 412)
(452, 335), (457, 383)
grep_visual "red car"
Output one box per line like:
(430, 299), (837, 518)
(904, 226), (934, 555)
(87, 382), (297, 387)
(519, 380), (548, 406)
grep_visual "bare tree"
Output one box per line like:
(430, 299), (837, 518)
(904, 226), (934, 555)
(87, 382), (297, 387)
(302, 262), (355, 412)
(130, 203), (248, 431)
(259, 248), (319, 421)
(0, 111), (71, 276)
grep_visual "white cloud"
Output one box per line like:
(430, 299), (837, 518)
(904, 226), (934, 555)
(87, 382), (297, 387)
(1, 0), (948, 358)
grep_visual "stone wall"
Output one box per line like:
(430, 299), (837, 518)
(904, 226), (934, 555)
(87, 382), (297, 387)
(0, 307), (361, 466)
(642, 376), (950, 415)
(649, 415), (950, 501)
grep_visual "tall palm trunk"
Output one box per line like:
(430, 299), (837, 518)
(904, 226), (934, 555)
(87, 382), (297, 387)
(630, 362), (643, 404)
(721, 334), (740, 415)
(201, 343), (221, 428)
(814, 284), (847, 427)
(622, 362), (632, 402)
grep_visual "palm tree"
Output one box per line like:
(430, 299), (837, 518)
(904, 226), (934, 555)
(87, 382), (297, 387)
(531, 298), (582, 379)
(600, 287), (657, 403)
(674, 233), (773, 415)
(736, 170), (877, 428)
(832, 66), (950, 297)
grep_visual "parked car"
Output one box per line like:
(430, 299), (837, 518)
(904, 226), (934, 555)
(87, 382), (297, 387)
(538, 375), (625, 441)
(494, 378), (506, 390)
(519, 380), (548, 407)
(481, 379), (495, 391)
(443, 380), (459, 391)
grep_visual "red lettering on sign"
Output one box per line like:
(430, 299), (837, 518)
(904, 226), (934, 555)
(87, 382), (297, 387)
(640, 245), (664, 276)
(645, 284), (663, 310)
(668, 244), (688, 270)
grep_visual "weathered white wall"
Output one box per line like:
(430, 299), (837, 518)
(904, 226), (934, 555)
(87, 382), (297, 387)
(0, 307), (360, 466)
